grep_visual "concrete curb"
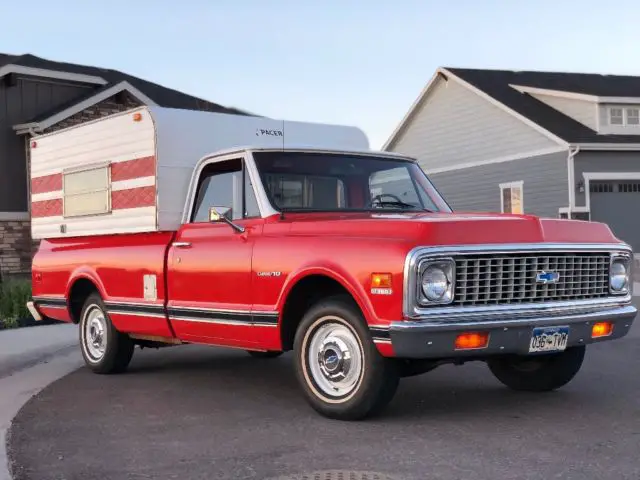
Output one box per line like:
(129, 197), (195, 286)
(0, 324), (81, 480)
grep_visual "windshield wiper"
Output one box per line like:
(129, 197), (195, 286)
(370, 201), (434, 212)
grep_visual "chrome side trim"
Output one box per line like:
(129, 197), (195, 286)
(403, 242), (633, 320)
(168, 304), (279, 316)
(107, 310), (168, 319)
(32, 296), (68, 310)
(32, 295), (66, 303)
(168, 316), (279, 327)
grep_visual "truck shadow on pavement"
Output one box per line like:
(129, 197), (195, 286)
(8, 342), (638, 480)
(120, 346), (586, 420)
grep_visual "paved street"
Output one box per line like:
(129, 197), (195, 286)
(6, 315), (640, 480)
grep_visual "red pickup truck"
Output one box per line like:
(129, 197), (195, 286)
(27, 107), (636, 420)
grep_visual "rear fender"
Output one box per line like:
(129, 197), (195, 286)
(65, 266), (108, 302)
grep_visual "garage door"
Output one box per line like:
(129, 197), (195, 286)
(590, 180), (640, 252)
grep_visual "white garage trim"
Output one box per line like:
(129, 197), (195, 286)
(582, 172), (640, 213)
(558, 206), (589, 214)
(578, 174), (640, 296)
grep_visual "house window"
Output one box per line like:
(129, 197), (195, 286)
(63, 164), (111, 217)
(500, 181), (523, 214)
(608, 107), (640, 126)
(609, 108), (624, 125)
(627, 108), (640, 125)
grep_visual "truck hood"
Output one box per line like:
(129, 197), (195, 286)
(279, 211), (623, 246)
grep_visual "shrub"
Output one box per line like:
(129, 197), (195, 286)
(0, 279), (32, 329)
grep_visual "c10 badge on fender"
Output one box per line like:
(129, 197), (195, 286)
(529, 326), (570, 353)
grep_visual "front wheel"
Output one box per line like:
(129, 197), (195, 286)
(293, 296), (399, 420)
(487, 346), (586, 392)
(79, 293), (134, 374)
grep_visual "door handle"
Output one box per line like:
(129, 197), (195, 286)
(173, 242), (192, 248)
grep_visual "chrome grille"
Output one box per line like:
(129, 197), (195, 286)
(454, 253), (610, 306)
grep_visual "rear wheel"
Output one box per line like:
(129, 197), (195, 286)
(79, 293), (134, 374)
(487, 346), (586, 392)
(294, 296), (399, 420)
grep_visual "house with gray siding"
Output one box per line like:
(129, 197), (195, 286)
(384, 67), (640, 253)
(0, 53), (252, 278)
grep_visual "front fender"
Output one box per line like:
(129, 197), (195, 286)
(276, 262), (378, 324)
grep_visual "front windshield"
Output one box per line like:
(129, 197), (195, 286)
(252, 151), (452, 213)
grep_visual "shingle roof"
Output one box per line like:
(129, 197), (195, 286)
(446, 67), (640, 144)
(1, 53), (251, 117)
(25, 82), (126, 124)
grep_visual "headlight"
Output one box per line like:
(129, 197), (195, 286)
(420, 259), (454, 304)
(610, 256), (631, 294)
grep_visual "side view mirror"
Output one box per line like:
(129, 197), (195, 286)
(209, 206), (245, 233)
(209, 206), (232, 222)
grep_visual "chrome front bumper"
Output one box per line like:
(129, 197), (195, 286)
(386, 300), (637, 359)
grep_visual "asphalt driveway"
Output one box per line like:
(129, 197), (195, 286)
(7, 320), (640, 480)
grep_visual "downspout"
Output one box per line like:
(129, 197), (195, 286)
(25, 127), (39, 219)
(567, 145), (580, 217)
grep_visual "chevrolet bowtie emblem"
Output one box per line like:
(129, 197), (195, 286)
(536, 271), (560, 284)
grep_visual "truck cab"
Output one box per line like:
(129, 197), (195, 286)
(27, 107), (637, 420)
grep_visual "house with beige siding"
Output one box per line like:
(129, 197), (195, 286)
(0, 53), (252, 279)
(384, 67), (640, 253)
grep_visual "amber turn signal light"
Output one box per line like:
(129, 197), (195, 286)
(455, 332), (489, 350)
(133, 112), (143, 122)
(371, 273), (392, 289)
(592, 322), (613, 338)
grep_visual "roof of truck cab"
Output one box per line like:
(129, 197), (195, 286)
(202, 146), (415, 159)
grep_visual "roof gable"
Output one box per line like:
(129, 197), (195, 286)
(446, 68), (640, 144)
(383, 68), (569, 150)
(13, 81), (159, 134)
(0, 53), (252, 128)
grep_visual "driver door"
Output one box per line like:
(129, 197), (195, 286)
(166, 154), (263, 347)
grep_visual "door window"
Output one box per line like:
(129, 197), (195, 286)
(192, 158), (260, 222)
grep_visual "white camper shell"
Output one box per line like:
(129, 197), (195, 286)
(29, 106), (369, 239)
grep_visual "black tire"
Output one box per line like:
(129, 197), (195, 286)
(247, 350), (283, 359)
(293, 296), (399, 420)
(79, 293), (134, 374)
(487, 346), (586, 392)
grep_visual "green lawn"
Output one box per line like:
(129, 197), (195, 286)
(0, 279), (32, 329)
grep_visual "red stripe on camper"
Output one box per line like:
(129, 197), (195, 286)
(111, 186), (156, 210)
(31, 199), (63, 218)
(110, 156), (156, 182)
(31, 173), (63, 194)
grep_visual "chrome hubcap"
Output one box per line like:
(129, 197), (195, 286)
(84, 306), (107, 361)
(307, 319), (364, 398)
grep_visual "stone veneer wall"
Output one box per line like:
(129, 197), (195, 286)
(0, 220), (35, 279)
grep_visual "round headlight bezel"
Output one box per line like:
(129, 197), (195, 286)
(610, 255), (631, 294)
(418, 259), (455, 305)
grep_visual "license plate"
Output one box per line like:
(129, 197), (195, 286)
(529, 326), (569, 353)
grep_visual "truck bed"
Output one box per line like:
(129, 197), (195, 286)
(32, 231), (176, 337)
